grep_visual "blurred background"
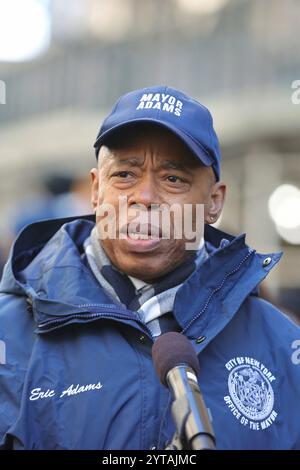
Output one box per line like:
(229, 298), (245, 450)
(0, 0), (299, 322)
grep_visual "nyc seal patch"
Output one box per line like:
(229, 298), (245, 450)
(224, 357), (277, 431)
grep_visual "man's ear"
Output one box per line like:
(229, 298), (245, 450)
(206, 181), (226, 224)
(90, 168), (99, 213)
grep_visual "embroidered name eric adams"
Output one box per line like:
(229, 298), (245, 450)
(29, 382), (103, 401)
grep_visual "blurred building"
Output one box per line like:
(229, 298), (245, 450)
(0, 0), (299, 315)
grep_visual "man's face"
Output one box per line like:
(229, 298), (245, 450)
(91, 126), (225, 282)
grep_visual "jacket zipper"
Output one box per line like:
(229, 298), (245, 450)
(37, 308), (154, 339)
(181, 249), (253, 334)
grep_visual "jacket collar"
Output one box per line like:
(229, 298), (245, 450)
(175, 231), (282, 344)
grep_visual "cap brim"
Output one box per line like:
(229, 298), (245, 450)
(94, 118), (214, 167)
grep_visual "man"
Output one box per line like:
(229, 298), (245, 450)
(0, 86), (299, 450)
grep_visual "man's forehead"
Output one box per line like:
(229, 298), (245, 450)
(101, 146), (201, 170)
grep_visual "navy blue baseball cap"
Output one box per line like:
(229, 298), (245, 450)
(94, 86), (221, 181)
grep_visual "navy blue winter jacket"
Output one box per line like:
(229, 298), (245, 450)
(0, 216), (299, 450)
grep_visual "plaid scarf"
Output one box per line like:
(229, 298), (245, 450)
(83, 226), (208, 339)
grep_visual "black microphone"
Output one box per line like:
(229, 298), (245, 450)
(152, 332), (216, 450)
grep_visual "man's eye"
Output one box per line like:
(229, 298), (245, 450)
(113, 171), (132, 178)
(166, 175), (184, 183)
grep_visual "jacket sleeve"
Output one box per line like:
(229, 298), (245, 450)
(0, 294), (35, 449)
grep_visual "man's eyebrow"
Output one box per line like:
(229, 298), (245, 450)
(114, 158), (142, 166)
(160, 160), (193, 174)
(111, 158), (193, 174)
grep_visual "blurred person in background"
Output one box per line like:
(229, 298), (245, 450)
(0, 86), (300, 450)
(0, 172), (91, 281)
(13, 172), (91, 235)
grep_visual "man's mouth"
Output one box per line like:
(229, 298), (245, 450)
(121, 223), (163, 240)
(119, 223), (164, 253)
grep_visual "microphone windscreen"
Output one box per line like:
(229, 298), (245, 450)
(152, 332), (200, 386)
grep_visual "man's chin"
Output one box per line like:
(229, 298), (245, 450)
(114, 258), (172, 283)
(101, 240), (184, 281)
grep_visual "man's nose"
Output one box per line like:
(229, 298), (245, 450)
(129, 174), (160, 208)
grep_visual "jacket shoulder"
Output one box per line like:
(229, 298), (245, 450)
(244, 295), (300, 333)
(240, 296), (300, 370)
(0, 293), (35, 449)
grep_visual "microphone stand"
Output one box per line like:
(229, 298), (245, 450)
(165, 366), (216, 450)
